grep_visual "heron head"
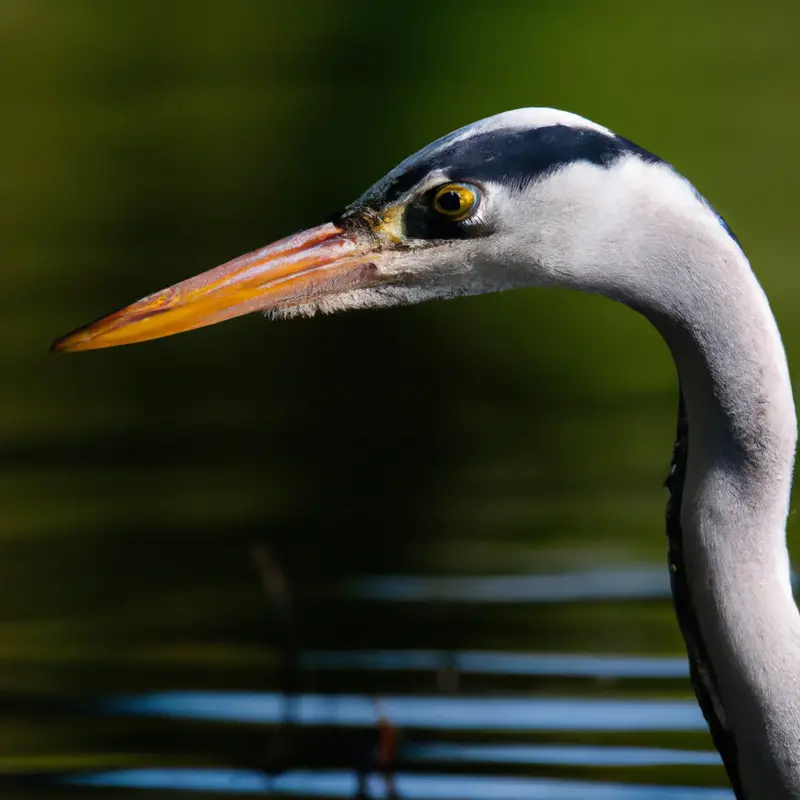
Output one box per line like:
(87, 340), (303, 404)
(52, 108), (676, 352)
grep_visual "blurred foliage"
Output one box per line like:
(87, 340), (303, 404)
(1, 0), (798, 787)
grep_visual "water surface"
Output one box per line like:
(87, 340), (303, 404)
(6, 3), (800, 798)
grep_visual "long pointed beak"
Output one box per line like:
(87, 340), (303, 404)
(51, 222), (382, 353)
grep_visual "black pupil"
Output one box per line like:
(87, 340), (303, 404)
(438, 190), (463, 214)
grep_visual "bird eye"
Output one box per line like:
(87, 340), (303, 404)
(432, 183), (479, 222)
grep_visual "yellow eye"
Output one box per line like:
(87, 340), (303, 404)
(432, 183), (479, 221)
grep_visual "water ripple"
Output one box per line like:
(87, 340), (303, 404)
(351, 567), (799, 604)
(303, 650), (689, 679)
(106, 691), (706, 732)
(64, 768), (734, 798)
(350, 567), (670, 603)
(408, 742), (720, 767)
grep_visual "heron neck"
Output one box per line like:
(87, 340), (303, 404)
(644, 234), (799, 797)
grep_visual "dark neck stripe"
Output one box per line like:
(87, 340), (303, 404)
(665, 391), (746, 798)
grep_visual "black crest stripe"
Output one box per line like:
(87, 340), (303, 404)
(380, 124), (738, 246)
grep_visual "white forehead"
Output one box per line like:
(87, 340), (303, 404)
(450, 107), (612, 141)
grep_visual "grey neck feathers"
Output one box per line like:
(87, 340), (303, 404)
(625, 210), (798, 796)
(664, 391), (747, 796)
(533, 158), (800, 795)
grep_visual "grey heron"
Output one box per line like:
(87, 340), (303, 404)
(52, 108), (799, 798)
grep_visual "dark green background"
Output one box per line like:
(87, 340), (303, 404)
(2, 0), (798, 792)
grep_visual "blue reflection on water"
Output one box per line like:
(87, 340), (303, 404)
(65, 768), (734, 798)
(350, 567), (669, 603)
(353, 568), (800, 603)
(407, 742), (720, 767)
(107, 691), (706, 732)
(303, 650), (689, 679)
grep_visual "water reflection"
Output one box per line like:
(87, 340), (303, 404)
(353, 567), (799, 603)
(304, 650), (689, 679)
(407, 742), (720, 767)
(9, 5), (800, 800)
(65, 768), (734, 799)
(108, 690), (707, 731)
(351, 567), (670, 603)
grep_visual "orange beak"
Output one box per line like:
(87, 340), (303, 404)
(51, 222), (383, 353)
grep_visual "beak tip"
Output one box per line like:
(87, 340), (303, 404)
(50, 329), (90, 354)
(50, 336), (68, 354)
